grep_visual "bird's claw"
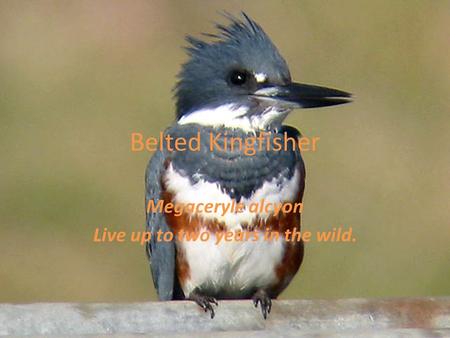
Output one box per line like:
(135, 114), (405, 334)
(190, 292), (218, 319)
(252, 290), (272, 319)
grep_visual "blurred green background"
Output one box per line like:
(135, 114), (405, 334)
(1, 0), (449, 303)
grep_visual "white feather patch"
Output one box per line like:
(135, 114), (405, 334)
(177, 104), (287, 132)
(164, 164), (300, 228)
(254, 72), (267, 83)
(178, 104), (249, 130)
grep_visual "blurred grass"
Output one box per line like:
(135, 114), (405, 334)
(0, 0), (449, 302)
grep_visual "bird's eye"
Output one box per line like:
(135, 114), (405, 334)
(229, 70), (248, 86)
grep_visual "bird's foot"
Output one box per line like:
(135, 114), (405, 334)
(252, 289), (272, 319)
(189, 289), (218, 319)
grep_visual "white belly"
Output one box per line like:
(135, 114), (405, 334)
(180, 231), (285, 298)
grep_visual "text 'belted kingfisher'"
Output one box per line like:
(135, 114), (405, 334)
(145, 12), (351, 319)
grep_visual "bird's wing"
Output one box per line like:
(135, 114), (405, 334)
(145, 149), (177, 300)
(281, 125), (306, 201)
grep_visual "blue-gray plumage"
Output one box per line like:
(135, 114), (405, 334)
(175, 13), (291, 118)
(145, 149), (177, 301)
(165, 125), (299, 200)
(145, 12), (351, 319)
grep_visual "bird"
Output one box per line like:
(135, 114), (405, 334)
(145, 12), (351, 319)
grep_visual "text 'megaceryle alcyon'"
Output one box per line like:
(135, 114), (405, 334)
(145, 12), (351, 319)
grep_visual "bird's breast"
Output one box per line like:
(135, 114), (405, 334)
(162, 163), (301, 228)
(161, 162), (303, 298)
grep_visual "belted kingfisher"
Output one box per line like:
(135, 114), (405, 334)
(145, 12), (350, 319)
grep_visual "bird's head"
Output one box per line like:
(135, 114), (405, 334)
(175, 12), (351, 131)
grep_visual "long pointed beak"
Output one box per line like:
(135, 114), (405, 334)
(253, 82), (352, 108)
